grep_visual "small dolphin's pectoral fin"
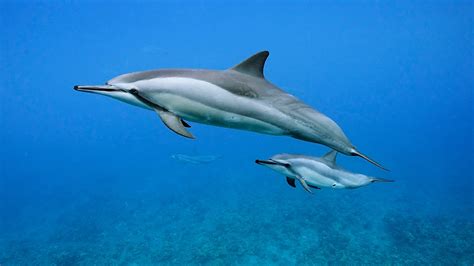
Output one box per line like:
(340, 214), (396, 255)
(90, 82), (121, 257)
(296, 176), (313, 194)
(322, 150), (338, 165)
(286, 177), (296, 188)
(229, 51), (269, 79)
(180, 119), (191, 128)
(155, 109), (195, 139)
(308, 184), (321, 190)
(370, 177), (394, 183)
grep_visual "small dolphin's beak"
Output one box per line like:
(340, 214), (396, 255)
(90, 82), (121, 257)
(255, 159), (290, 167)
(256, 159), (273, 165)
(73, 85), (118, 93)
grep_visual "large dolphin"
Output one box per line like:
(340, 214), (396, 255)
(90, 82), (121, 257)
(74, 51), (386, 170)
(256, 150), (393, 194)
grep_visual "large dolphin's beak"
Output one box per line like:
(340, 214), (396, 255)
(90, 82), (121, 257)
(73, 85), (119, 93)
(74, 84), (155, 111)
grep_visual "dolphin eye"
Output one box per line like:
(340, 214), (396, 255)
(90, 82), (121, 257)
(130, 89), (138, 95)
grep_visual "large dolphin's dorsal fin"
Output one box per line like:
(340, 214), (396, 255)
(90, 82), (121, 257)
(229, 51), (269, 79)
(322, 150), (338, 165)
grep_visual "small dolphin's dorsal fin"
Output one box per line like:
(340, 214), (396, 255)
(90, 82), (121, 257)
(322, 150), (338, 165)
(286, 177), (296, 188)
(230, 51), (269, 79)
(155, 109), (195, 139)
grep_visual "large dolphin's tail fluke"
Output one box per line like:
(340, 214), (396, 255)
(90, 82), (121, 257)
(351, 149), (389, 171)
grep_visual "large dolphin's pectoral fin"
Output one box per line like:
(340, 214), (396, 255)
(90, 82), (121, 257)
(155, 109), (195, 139)
(181, 119), (191, 128)
(296, 176), (313, 194)
(286, 177), (296, 188)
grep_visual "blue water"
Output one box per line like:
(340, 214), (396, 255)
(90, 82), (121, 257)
(1, 2), (473, 265)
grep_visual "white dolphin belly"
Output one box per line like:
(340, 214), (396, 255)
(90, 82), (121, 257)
(299, 168), (335, 188)
(138, 77), (289, 135)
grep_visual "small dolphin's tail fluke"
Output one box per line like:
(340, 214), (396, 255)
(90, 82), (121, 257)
(371, 177), (395, 183)
(351, 149), (389, 171)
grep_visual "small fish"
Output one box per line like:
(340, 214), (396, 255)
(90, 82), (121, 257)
(171, 154), (222, 164)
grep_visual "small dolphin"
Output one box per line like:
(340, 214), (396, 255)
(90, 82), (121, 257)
(171, 154), (222, 164)
(74, 51), (386, 170)
(256, 150), (393, 193)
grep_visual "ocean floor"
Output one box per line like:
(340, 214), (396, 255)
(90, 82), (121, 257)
(1, 166), (473, 265)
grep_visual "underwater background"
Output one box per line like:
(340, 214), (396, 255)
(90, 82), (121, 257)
(1, 1), (473, 265)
